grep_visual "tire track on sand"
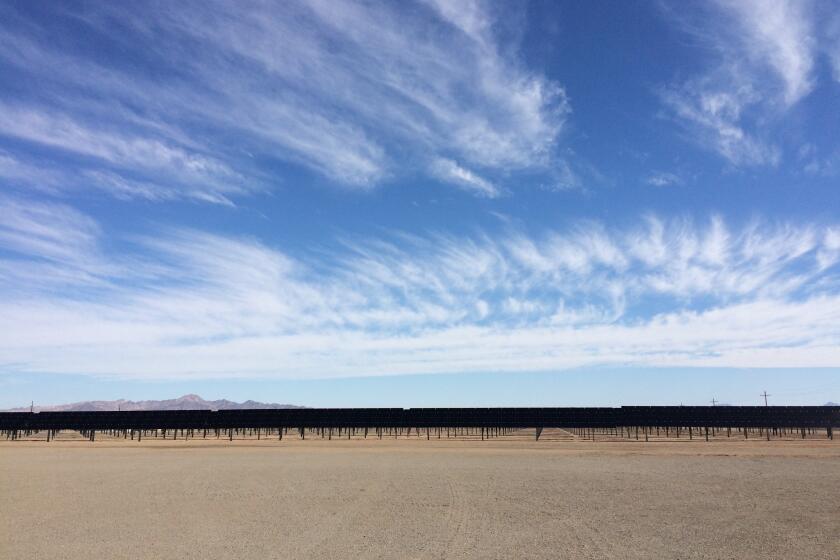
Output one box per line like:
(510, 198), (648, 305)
(415, 475), (472, 560)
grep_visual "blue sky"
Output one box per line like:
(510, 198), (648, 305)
(1, 0), (839, 408)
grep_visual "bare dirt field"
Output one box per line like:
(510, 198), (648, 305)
(2, 431), (839, 559)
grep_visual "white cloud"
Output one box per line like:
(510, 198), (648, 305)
(645, 171), (683, 187)
(720, 0), (815, 106)
(818, 227), (840, 271)
(0, 103), (249, 203)
(802, 147), (840, 177)
(0, 196), (123, 291)
(660, 75), (781, 167)
(0, 1), (567, 199)
(0, 196), (100, 266)
(430, 158), (500, 197)
(423, 0), (491, 45)
(660, 0), (816, 166)
(1, 199), (838, 379)
(827, 14), (840, 82)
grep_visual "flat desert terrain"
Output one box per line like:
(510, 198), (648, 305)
(2, 431), (839, 559)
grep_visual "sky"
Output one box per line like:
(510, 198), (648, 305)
(1, 0), (839, 409)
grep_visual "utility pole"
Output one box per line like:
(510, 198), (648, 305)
(30, 400), (33, 413)
(760, 391), (770, 407)
(711, 398), (718, 406)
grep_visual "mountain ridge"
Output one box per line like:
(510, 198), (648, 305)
(3, 394), (305, 412)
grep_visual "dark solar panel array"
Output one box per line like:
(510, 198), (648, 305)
(1, 406), (837, 433)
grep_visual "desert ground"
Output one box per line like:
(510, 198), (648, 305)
(2, 430), (839, 559)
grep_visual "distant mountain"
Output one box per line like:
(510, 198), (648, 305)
(3, 394), (305, 412)
(826, 402), (839, 406)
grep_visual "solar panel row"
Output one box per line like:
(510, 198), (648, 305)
(1, 406), (837, 432)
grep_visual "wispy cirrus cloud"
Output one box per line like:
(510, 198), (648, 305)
(430, 158), (500, 198)
(0, 0), (567, 200)
(645, 171), (683, 188)
(659, 0), (817, 166)
(1, 196), (838, 379)
(724, 0), (815, 106)
(0, 103), (247, 203)
(825, 13), (840, 82)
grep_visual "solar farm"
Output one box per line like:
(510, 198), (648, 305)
(2, 405), (837, 442)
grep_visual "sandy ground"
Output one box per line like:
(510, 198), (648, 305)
(2, 430), (839, 559)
